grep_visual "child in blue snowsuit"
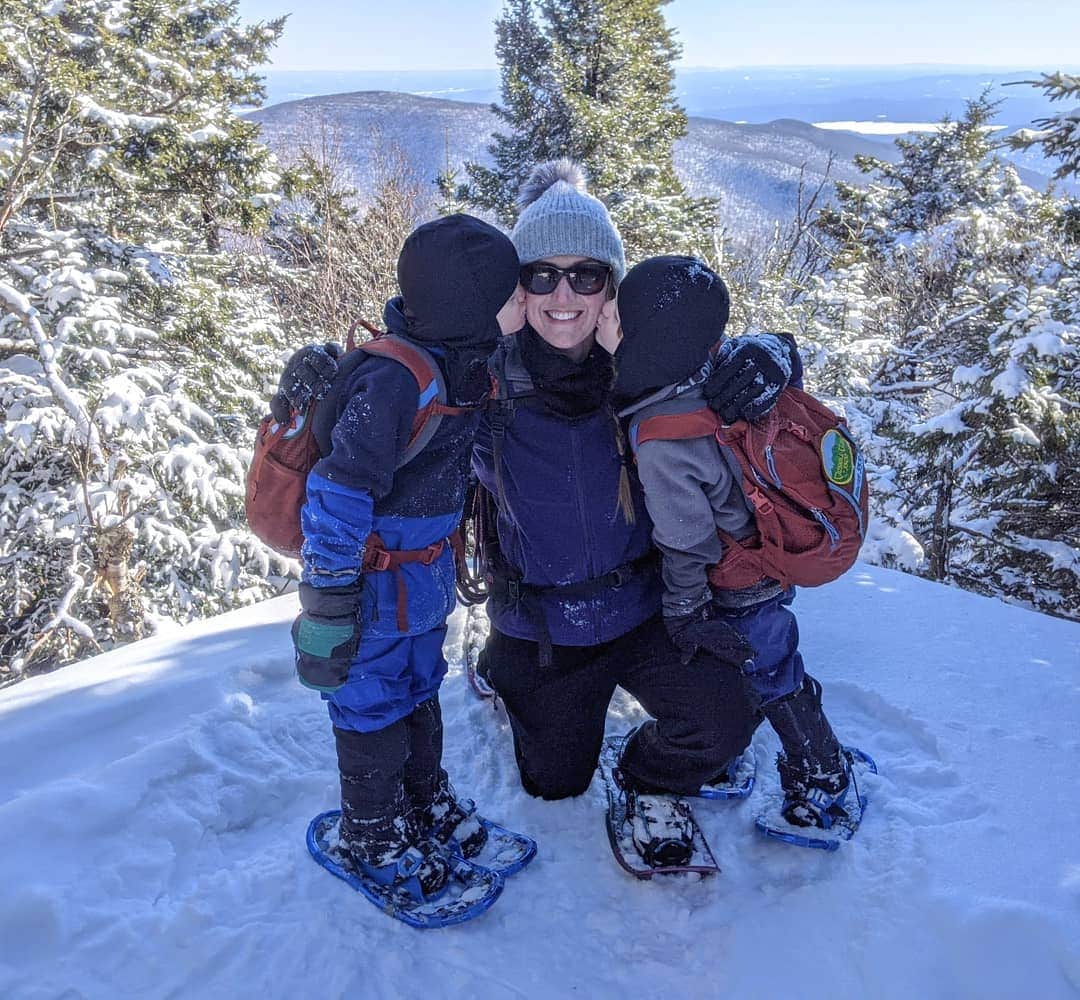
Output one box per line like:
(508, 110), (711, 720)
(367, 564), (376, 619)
(597, 255), (851, 830)
(291, 214), (524, 898)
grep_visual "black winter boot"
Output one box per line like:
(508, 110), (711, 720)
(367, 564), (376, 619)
(335, 723), (451, 900)
(338, 787), (451, 900)
(764, 676), (849, 829)
(423, 779), (489, 859)
(400, 698), (490, 859)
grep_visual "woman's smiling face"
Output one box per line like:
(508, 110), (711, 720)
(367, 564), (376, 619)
(524, 255), (609, 361)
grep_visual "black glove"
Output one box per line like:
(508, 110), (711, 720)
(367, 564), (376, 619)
(665, 602), (755, 667)
(704, 333), (798, 423)
(443, 345), (495, 407)
(270, 343), (343, 423)
(291, 581), (363, 692)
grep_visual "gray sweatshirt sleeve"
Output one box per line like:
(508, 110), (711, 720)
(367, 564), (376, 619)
(635, 435), (755, 617)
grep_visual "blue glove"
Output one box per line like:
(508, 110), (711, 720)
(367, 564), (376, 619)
(270, 343), (343, 423)
(292, 581), (362, 692)
(665, 602), (755, 667)
(705, 333), (799, 423)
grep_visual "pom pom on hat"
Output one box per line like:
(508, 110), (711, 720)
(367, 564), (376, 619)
(516, 158), (588, 210)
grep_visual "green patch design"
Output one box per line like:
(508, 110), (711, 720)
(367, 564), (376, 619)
(821, 430), (854, 485)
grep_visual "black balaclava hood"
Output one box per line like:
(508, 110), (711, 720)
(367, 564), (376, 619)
(613, 255), (730, 404)
(393, 213), (520, 405)
(395, 213), (520, 353)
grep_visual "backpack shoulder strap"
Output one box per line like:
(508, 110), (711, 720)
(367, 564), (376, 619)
(357, 333), (473, 468)
(629, 406), (720, 455)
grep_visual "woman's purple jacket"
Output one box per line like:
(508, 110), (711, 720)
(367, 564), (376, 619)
(472, 335), (662, 647)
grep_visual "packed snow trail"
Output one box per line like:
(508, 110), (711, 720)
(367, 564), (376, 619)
(1, 565), (1078, 998)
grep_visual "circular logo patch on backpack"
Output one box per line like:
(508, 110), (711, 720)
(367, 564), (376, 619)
(821, 430), (854, 486)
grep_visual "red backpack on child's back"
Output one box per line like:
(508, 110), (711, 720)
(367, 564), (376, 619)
(631, 386), (870, 589)
(245, 322), (471, 559)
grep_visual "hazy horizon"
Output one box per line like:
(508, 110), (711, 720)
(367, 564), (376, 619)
(263, 62), (1076, 74)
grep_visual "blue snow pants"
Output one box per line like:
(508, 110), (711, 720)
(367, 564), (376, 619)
(719, 588), (805, 706)
(325, 626), (448, 734)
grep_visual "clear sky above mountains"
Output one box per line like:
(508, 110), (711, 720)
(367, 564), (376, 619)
(236, 0), (1080, 72)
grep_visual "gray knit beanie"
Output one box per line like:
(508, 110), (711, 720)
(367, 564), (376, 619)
(511, 159), (627, 284)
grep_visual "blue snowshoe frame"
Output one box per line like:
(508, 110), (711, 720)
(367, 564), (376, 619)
(693, 746), (757, 800)
(306, 810), (504, 929)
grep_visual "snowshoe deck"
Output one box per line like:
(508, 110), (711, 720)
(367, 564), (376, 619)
(598, 735), (720, 879)
(457, 818), (537, 877)
(307, 811), (503, 928)
(754, 747), (878, 851)
(692, 746), (756, 800)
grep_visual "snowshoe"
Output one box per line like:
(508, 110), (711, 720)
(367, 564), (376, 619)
(306, 811), (503, 928)
(597, 734), (720, 879)
(424, 787), (537, 878)
(755, 746), (877, 851)
(353, 838), (452, 902)
(627, 790), (695, 868)
(692, 746), (757, 800)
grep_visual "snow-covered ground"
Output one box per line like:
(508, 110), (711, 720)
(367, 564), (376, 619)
(1, 564), (1078, 999)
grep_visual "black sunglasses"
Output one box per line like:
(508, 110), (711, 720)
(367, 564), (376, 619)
(520, 261), (612, 296)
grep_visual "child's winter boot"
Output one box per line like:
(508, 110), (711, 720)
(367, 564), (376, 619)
(422, 779), (489, 859)
(775, 751), (852, 829)
(764, 674), (850, 829)
(339, 801), (452, 902)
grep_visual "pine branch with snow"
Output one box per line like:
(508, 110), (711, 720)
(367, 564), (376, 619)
(0, 0), (303, 677)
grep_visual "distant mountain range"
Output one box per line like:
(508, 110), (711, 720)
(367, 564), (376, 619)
(258, 67), (1071, 129)
(247, 89), (1060, 244)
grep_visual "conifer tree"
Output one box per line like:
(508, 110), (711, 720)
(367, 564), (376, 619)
(442, 0), (716, 262)
(803, 95), (1079, 616)
(0, 0), (295, 677)
(1007, 72), (1080, 182)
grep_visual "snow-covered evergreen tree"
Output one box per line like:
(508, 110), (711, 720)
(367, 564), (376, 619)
(1008, 72), (1080, 183)
(0, 0), (296, 677)
(787, 95), (1079, 617)
(443, 0), (716, 262)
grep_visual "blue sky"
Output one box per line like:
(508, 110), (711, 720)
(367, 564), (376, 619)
(236, 0), (1080, 72)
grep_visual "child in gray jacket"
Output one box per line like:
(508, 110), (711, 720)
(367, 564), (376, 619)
(598, 255), (851, 831)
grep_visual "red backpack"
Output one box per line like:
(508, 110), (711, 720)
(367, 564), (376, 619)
(245, 323), (473, 559)
(630, 386), (870, 589)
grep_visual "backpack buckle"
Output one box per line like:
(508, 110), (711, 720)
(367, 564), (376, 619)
(746, 487), (774, 516)
(507, 579), (520, 603)
(418, 540), (445, 565)
(367, 548), (392, 572)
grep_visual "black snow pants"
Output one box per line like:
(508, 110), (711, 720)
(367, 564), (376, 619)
(477, 613), (762, 800)
(335, 696), (446, 842)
